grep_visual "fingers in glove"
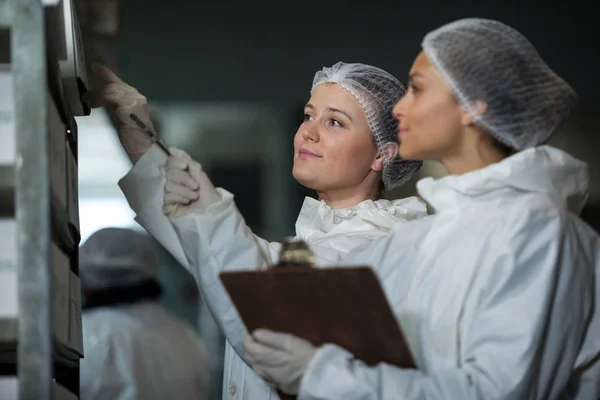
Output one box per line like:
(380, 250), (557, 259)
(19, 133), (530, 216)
(170, 148), (194, 163)
(244, 333), (268, 361)
(164, 181), (199, 202)
(166, 153), (191, 171)
(252, 329), (293, 351)
(187, 162), (206, 185)
(166, 167), (199, 191)
(83, 84), (144, 109)
(179, 152), (193, 162)
(244, 335), (257, 365)
(91, 62), (126, 85)
(245, 333), (284, 363)
(245, 345), (279, 388)
(164, 191), (194, 208)
(244, 333), (262, 360)
(169, 149), (205, 180)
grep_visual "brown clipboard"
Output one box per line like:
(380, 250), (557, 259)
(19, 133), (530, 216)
(219, 265), (416, 398)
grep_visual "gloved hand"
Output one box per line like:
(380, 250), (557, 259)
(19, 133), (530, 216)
(163, 148), (222, 218)
(245, 329), (317, 395)
(82, 63), (155, 163)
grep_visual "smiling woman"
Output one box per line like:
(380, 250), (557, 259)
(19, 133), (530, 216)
(293, 82), (385, 208)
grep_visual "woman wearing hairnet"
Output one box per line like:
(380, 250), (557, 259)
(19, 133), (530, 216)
(242, 18), (600, 399)
(79, 228), (210, 400)
(83, 62), (426, 399)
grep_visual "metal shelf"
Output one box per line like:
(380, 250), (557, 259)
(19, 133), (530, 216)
(0, 335), (79, 368)
(0, 0), (85, 398)
(0, 165), (14, 217)
(51, 190), (80, 257)
(0, 168), (80, 256)
(1, 345), (81, 395)
(0, 318), (17, 345)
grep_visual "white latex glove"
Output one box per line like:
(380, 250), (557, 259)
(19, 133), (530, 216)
(245, 329), (317, 395)
(82, 63), (155, 163)
(163, 148), (222, 218)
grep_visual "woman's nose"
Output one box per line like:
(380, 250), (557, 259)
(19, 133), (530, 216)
(302, 122), (319, 142)
(393, 96), (408, 121)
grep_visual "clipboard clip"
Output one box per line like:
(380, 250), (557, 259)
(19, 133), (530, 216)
(274, 238), (315, 268)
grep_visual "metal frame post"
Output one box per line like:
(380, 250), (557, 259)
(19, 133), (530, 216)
(11, 0), (53, 398)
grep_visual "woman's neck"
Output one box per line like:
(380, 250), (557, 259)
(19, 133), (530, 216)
(316, 186), (378, 209)
(441, 133), (510, 175)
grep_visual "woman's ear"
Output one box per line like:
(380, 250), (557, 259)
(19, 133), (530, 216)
(372, 142), (398, 172)
(461, 100), (487, 126)
(371, 156), (384, 172)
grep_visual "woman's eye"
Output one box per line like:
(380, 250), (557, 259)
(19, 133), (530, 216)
(410, 84), (420, 94)
(330, 119), (342, 127)
(303, 113), (313, 122)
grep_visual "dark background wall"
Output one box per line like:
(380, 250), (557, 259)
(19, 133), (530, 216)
(100, 1), (600, 232)
(112, 2), (598, 108)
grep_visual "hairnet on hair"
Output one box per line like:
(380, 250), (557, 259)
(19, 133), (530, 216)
(422, 18), (577, 150)
(79, 227), (160, 289)
(312, 62), (422, 190)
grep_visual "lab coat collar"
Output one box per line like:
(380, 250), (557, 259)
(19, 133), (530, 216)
(295, 196), (428, 241)
(417, 145), (589, 214)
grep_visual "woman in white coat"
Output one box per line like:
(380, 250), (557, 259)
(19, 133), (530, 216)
(83, 62), (427, 399)
(244, 18), (600, 399)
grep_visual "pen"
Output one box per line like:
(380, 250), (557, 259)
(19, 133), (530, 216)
(129, 113), (172, 156)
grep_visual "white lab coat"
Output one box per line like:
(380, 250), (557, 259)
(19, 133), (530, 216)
(80, 301), (210, 400)
(118, 146), (429, 400)
(297, 145), (600, 400)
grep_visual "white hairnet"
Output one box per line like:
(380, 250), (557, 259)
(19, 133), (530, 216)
(422, 18), (577, 150)
(79, 227), (159, 289)
(311, 62), (422, 190)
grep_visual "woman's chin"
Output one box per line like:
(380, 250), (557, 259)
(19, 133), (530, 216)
(292, 169), (319, 191)
(398, 144), (425, 161)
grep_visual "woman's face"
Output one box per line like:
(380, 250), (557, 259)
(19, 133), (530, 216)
(392, 51), (467, 161)
(292, 83), (382, 192)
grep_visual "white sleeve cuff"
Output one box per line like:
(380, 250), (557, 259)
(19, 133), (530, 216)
(118, 144), (168, 215)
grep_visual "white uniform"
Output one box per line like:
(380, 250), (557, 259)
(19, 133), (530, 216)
(80, 301), (210, 400)
(118, 146), (428, 400)
(297, 145), (600, 400)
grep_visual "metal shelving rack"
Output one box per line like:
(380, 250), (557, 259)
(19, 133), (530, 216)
(0, 0), (88, 398)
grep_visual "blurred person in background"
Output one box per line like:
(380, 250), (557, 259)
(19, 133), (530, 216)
(83, 61), (427, 399)
(79, 227), (210, 400)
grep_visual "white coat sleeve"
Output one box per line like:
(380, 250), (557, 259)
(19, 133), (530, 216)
(118, 145), (281, 362)
(165, 196), (283, 361)
(298, 209), (594, 400)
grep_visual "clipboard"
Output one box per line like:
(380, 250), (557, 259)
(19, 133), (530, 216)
(219, 265), (416, 398)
